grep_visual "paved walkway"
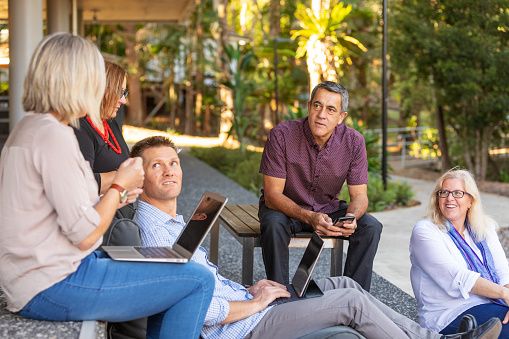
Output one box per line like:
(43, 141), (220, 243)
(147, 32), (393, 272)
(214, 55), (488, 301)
(372, 175), (509, 296)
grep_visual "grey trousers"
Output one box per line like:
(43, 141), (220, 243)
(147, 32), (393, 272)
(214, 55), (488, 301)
(245, 276), (440, 339)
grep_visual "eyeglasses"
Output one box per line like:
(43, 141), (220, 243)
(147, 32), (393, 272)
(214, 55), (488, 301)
(436, 190), (468, 199)
(120, 89), (128, 99)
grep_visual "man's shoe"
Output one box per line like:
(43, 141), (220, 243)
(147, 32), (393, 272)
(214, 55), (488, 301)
(458, 314), (478, 333)
(442, 317), (501, 339)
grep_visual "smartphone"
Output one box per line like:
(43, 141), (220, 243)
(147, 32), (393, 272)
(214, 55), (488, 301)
(332, 216), (355, 224)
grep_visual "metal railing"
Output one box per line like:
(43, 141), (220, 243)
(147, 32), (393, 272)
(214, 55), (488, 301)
(368, 126), (440, 168)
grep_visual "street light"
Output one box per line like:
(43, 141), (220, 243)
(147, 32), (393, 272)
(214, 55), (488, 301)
(381, 0), (388, 190)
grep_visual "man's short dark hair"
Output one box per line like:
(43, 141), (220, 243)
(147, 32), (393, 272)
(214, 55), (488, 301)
(130, 136), (179, 158)
(309, 81), (349, 112)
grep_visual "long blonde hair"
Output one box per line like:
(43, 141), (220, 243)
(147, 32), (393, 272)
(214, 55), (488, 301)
(22, 33), (105, 128)
(428, 168), (492, 240)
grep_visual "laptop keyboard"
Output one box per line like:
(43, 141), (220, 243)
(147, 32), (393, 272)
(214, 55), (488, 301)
(269, 284), (300, 306)
(134, 247), (181, 258)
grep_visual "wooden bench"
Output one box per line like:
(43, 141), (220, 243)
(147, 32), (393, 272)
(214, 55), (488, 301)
(209, 204), (345, 285)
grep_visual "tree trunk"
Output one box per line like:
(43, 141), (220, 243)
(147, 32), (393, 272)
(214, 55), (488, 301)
(184, 31), (195, 135)
(216, 0), (233, 142)
(184, 82), (194, 135)
(204, 104), (211, 135)
(269, 0), (281, 128)
(123, 24), (144, 125)
(436, 104), (451, 170)
(479, 126), (492, 181)
(168, 65), (176, 130)
(219, 86), (234, 143)
(194, 0), (204, 135)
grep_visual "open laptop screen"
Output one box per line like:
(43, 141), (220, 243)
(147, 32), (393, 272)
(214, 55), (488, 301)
(292, 233), (324, 297)
(175, 193), (226, 255)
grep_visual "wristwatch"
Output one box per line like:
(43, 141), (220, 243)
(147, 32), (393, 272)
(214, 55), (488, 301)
(110, 183), (128, 203)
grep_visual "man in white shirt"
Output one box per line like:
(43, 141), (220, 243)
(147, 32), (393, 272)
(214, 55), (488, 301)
(130, 135), (501, 339)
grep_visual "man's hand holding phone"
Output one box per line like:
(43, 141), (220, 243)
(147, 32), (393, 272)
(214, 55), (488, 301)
(332, 215), (357, 237)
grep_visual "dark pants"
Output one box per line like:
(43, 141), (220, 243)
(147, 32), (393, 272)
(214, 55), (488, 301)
(441, 303), (509, 337)
(259, 200), (382, 291)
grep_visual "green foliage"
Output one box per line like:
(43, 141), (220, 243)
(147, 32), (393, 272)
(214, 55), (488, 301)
(85, 24), (126, 56)
(290, 0), (367, 84)
(350, 119), (381, 173)
(392, 0), (509, 179)
(190, 147), (263, 194)
(408, 128), (441, 160)
(222, 43), (257, 149)
(339, 173), (415, 212)
(499, 169), (509, 183)
(291, 1), (367, 62)
(283, 105), (307, 121)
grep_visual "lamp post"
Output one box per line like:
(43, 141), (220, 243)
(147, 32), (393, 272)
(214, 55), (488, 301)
(274, 37), (279, 119)
(381, 0), (388, 190)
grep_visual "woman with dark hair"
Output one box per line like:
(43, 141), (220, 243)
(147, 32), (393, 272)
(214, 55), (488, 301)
(74, 61), (130, 194)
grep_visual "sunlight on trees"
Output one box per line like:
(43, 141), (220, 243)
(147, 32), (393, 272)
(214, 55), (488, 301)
(83, 0), (509, 183)
(291, 0), (367, 90)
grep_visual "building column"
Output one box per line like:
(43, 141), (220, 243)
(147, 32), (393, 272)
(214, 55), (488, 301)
(47, 0), (71, 34)
(8, 0), (43, 130)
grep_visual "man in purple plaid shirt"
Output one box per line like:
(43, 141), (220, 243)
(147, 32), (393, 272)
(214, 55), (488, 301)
(259, 81), (382, 290)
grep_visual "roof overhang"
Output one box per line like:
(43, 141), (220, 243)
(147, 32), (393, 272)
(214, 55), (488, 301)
(80, 0), (195, 23)
(0, 0), (195, 23)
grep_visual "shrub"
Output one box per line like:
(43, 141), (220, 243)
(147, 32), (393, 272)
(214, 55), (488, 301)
(339, 173), (414, 212)
(190, 147), (263, 194)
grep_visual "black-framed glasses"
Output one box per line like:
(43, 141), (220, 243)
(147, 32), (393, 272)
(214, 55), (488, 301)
(436, 190), (468, 199)
(120, 88), (128, 99)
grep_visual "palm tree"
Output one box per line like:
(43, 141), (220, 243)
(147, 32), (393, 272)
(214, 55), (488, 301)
(291, 0), (367, 90)
(222, 43), (255, 150)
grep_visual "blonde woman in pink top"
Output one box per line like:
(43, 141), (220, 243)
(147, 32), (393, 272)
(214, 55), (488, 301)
(0, 33), (213, 339)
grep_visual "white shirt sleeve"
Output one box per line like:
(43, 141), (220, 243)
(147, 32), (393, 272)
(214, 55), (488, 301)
(485, 223), (509, 286)
(410, 220), (480, 299)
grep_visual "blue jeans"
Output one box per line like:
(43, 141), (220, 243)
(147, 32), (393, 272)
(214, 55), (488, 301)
(19, 251), (214, 339)
(441, 302), (509, 337)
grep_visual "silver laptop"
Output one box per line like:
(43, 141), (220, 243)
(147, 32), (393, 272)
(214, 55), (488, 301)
(103, 192), (228, 263)
(270, 232), (325, 305)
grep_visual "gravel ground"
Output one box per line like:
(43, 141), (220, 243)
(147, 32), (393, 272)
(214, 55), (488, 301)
(498, 228), (509, 258)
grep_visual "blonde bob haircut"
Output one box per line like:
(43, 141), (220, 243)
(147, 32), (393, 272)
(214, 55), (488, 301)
(22, 33), (105, 128)
(427, 168), (494, 241)
(97, 61), (127, 122)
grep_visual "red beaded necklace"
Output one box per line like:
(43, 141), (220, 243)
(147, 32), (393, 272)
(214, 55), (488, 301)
(85, 116), (122, 154)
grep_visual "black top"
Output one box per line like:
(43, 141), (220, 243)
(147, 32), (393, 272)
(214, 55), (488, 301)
(73, 117), (129, 192)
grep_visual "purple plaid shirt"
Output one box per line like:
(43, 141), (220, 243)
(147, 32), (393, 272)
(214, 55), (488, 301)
(259, 118), (368, 213)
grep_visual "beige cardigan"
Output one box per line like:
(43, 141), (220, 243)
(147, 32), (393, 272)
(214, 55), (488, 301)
(0, 113), (101, 312)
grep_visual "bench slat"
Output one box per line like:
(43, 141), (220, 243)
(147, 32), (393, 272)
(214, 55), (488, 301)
(220, 207), (258, 237)
(225, 204), (260, 231)
(239, 204), (260, 221)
